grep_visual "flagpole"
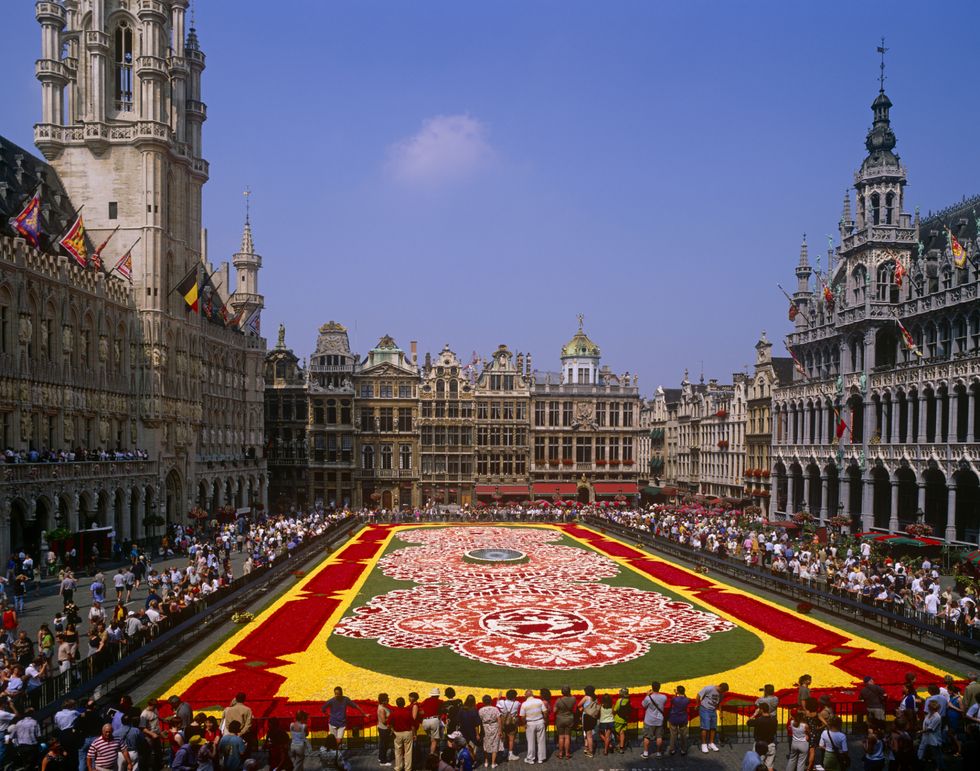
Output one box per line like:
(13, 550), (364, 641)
(168, 262), (199, 296)
(777, 283), (812, 326)
(52, 204), (85, 244)
(111, 236), (141, 278)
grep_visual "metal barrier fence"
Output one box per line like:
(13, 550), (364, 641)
(240, 701), (868, 755)
(32, 515), (365, 730)
(585, 516), (980, 661)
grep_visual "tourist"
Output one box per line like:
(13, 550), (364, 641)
(859, 676), (887, 727)
(786, 710), (810, 771)
(497, 689), (521, 761)
(698, 681), (728, 753)
(863, 726), (886, 771)
(519, 688), (547, 763)
(86, 723), (130, 771)
(612, 688), (631, 754)
(322, 685), (366, 745)
(750, 702), (777, 768)
(666, 685), (691, 756)
(390, 696), (416, 771)
(169, 734), (196, 771)
(113, 711), (143, 770)
(818, 716), (849, 771)
(597, 694), (615, 756)
(453, 732), (473, 771)
(440, 687), (463, 735)
(218, 719), (247, 771)
(917, 700), (944, 768)
(420, 689), (442, 756)
(378, 692), (394, 766)
(478, 694), (502, 767)
(576, 685), (599, 758)
(457, 696), (480, 757)
(287, 711), (310, 771)
(742, 740), (768, 771)
(795, 675), (812, 708)
(641, 681), (667, 758)
(222, 692), (254, 752)
(40, 736), (71, 771)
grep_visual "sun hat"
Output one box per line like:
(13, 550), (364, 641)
(430, 688), (440, 697)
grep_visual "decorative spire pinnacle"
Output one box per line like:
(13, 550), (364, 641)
(877, 37), (888, 93)
(842, 189), (852, 223)
(577, 312), (584, 331)
(240, 187), (254, 254)
(798, 234), (809, 267)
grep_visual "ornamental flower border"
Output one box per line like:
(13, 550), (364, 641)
(163, 523), (950, 721)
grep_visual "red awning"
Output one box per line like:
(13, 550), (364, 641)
(593, 482), (638, 496)
(660, 487), (679, 496)
(474, 485), (529, 497)
(532, 482), (578, 496)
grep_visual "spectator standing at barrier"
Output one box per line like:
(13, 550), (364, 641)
(498, 689), (522, 761)
(917, 700), (944, 768)
(520, 689), (547, 763)
(860, 676), (887, 727)
(666, 685), (690, 756)
(641, 681), (668, 758)
(378, 693), (394, 765)
(222, 693), (254, 752)
(697, 681), (728, 753)
(390, 697), (416, 771)
(741, 740), (768, 771)
(786, 710), (810, 771)
(750, 702), (777, 769)
(322, 685), (366, 747)
(217, 720), (247, 771)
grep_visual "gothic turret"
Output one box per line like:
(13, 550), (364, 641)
(231, 194), (264, 322)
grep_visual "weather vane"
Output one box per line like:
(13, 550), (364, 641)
(244, 186), (251, 222)
(577, 312), (584, 330)
(877, 37), (888, 91)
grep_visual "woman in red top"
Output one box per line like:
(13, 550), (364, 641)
(1, 604), (17, 635)
(204, 715), (221, 748)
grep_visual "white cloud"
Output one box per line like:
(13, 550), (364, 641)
(387, 114), (493, 185)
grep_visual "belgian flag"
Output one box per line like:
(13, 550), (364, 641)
(174, 266), (199, 312)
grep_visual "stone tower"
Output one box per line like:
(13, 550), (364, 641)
(33, 0), (207, 314)
(231, 203), (263, 322)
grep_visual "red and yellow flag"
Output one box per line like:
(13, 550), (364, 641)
(897, 319), (922, 358)
(894, 259), (906, 287)
(59, 214), (88, 268)
(91, 225), (120, 271)
(947, 227), (967, 269)
(9, 192), (41, 247)
(823, 284), (835, 308)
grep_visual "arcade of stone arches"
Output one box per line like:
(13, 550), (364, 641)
(771, 458), (980, 544)
(1, 468), (267, 560)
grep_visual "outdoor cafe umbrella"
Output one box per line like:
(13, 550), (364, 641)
(964, 550), (980, 566)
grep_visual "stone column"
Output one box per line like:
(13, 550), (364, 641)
(949, 390), (959, 443)
(119, 490), (131, 541)
(908, 398), (916, 443)
(917, 482), (926, 516)
(131, 487), (144, 540)
(864, 399), (875, 444)
(786, 474), (796, 515)
(968, 387), (976, 443)
(890, 398), (900, 443)
(918, 395), (928, 443)
(861, 474), (874, 530)
(0, 498), (10, 572)
(820, 475), (829, 520)
(889, 481), (900, 532)
(946, 485), (957, 542)
(802, 474), (811, 512)
(840, 475), (851, 517)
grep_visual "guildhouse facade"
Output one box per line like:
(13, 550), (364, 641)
(0, 1), (267, 566)
(264, 322), (644, 510)
(771, 80), (980, 544)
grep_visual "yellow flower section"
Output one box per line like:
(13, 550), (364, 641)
(164, 523), (952, 703)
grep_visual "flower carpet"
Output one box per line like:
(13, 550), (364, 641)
(163, 523), (956, 723)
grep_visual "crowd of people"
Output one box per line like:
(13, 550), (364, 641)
(0, 508), (352, 745)
(586, 504), (980, 638)
(2, 447), (150, 464)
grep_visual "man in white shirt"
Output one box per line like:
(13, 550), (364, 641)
(641, 682), (668, 758)
(519, 689), (547, 763)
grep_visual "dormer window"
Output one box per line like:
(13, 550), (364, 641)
(870, 192), (881, 225)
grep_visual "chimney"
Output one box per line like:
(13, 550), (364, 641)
(525, 354), (532, 376)
(410, 340), (418, 365)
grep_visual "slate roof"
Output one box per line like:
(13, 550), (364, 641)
(919, 194), (980, 255)
(0, 134), (89, 255)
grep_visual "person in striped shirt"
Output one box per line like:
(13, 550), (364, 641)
(87, 723), (132, 771)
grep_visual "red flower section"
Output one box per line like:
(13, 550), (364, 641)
(231, 597), (342, 659)
(303, 562), (369, 594)
(335, 541), (385, 561)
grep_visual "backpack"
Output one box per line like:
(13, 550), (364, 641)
(584, 699), (601, 719)
(616, 698), (631, 721)
(501, 703), (518, 731)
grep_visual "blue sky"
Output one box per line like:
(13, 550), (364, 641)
(2, 1), (979, 393)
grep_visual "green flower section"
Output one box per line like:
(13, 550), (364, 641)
(328, 527), (763, 689)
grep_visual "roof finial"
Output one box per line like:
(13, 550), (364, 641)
(190, 0), (196, 28)
(877, 37), (888, 92)
(577, 312), (584, 331)
(243, 185), (251, 224)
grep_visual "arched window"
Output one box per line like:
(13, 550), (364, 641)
(449, 379), (458, 397)
(884, 192), (894, 225)
(381, 444), (392, 470)
(876, 261), (898, 302)
(941, 266), (952, 291)
(362, 445), (374, 469)
(852, 265), (867, 304)
(435, 379), (445, 395)
(114, 22), (134, 111)
(870, 192), (881, 225)
(399, 444), (412, 470)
